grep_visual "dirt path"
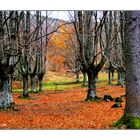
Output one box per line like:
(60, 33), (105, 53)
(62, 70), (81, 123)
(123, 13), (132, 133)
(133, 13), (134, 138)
(0, 86), (125, 129)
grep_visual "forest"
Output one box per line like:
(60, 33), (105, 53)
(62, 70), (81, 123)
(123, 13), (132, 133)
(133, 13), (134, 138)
(0, 11), (139, 129)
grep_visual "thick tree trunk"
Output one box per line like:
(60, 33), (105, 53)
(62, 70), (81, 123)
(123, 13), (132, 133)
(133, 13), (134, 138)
(30, 75), (37, 93)
(86, 71), (96, 100)
(115, 11), (140, 128)
(125, 19), (140, 116)
(0, 74), (13, 109)
(23, 75), (29, 97)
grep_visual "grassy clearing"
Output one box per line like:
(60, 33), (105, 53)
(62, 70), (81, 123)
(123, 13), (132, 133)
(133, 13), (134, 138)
(43, 81), (83, 90)
(13, 71), (118, 93)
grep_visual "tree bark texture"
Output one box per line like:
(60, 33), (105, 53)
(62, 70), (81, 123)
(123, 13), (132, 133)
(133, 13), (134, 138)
(23, 75), (29, 97)
(124, 11), (140, 116)
(0, 73), (13, 108)
(114, 11), (140, 129)
(30, 75), (37, 93)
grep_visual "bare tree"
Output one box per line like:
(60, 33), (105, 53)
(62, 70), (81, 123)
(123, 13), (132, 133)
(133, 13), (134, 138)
(0, 11), (20, 108)
(104, 11), (113, 85)
(18, 11), (31, 97)
(73, 11), (108, 101)
(36, 11), (46, 92)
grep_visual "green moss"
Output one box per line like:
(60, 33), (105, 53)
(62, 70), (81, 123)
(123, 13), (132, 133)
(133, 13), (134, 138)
(126, 116), (140, 128)
(113, 113), (126, 128)
(43, 81), (83, 91)
(113, 112), (140, 129)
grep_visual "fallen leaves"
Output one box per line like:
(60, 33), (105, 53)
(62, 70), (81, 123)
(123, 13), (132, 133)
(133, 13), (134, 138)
(0, 85), (125, 129)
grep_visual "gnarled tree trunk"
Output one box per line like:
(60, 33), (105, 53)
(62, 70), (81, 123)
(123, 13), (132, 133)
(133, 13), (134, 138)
(86, 70), (96, 100)
(0, 65), (13, 109)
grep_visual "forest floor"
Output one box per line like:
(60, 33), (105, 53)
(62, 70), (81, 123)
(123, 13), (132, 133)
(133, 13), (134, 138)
(0, 72), (125, 129)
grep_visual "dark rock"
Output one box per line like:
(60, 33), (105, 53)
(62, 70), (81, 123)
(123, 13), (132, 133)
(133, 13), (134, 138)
(115, 97), (123, 102)
(103, 95), (114, 102)
(111, 102), (122, 108)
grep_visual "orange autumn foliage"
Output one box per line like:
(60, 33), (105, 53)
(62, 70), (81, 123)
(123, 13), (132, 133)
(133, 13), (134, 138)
(48, 22), (75, 72)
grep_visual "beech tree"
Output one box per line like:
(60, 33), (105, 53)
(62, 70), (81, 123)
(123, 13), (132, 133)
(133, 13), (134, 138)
(18, 11), (62, 95)
(18, 11), (31, 97)
(73, 11), (109, 101)
(104, 11), (113, 85)
(0, 11), (67, 108)
(0, 11), (21, 108)
(113, 11), (125, 86)
(36, 11), (47, 92)
(105, 11), (125, 86)
(115, 11), (140, 128)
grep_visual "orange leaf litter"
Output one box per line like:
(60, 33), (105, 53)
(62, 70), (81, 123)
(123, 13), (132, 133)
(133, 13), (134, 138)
(0, 86), (125, 129)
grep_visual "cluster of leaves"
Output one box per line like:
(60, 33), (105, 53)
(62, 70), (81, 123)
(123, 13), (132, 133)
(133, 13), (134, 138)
(0, 84), (125, 129)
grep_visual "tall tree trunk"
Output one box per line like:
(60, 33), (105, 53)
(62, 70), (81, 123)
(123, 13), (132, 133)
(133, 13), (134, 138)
(115, 11), (140, 128)
(36, 11), (46, 92)
(74, 11), (107, 102)
(86, 70), (96, 101)
(23, 75), (29, 97)
(0, 11), (14, 109)
(20, 11), (30, 97)
(105, 11), (113, 85)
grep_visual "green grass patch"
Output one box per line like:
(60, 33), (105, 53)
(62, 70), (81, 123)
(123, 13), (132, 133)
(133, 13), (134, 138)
(12, 72), (119, 93)
(13, 89), (23, 93)
(113, 112), (140, 129)
(43, 81), (83, 91)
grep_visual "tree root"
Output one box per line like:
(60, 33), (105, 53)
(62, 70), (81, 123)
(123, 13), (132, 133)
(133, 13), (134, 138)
(113, 112), (140, 129)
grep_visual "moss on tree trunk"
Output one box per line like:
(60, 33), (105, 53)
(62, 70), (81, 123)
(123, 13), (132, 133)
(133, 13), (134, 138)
(116, 11), (140, 129)
(114, 112), (140, 129)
